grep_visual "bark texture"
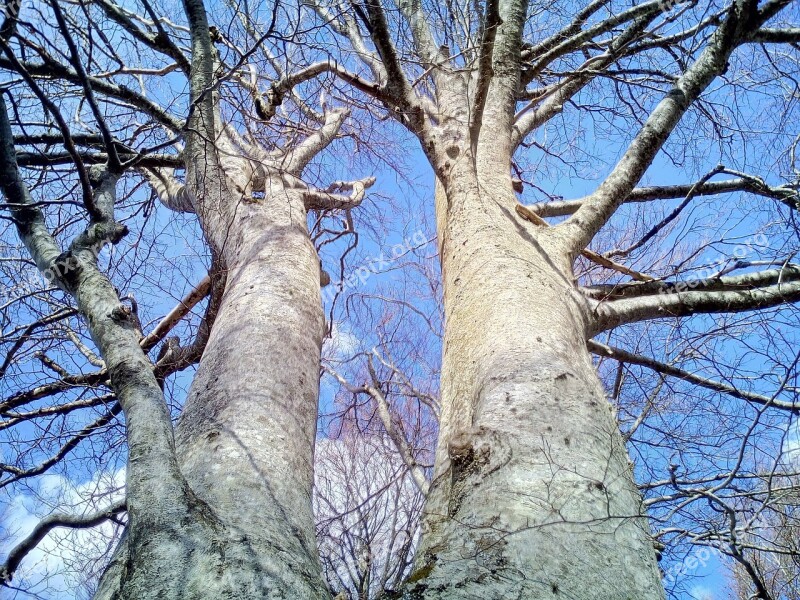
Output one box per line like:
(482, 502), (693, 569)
(95, 0), (338, 595)
(93, 184), (329, 600)
(174, 183), (328, 598)
(309, 1), (781, 596)
(402, 168), (664, 599)
(6, 0), (793, 596)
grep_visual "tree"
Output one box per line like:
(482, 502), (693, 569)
(314, 420), (426, 598)
(2, 0), (800, 599)
(294, 0), (800, 596)
(729, 474), (800, 599)
(0, 0), (373, 596)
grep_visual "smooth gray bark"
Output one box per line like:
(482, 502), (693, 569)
(93, 0), (338, 594)
(93, 184), (331, 600)
(82, 0), (361, 595)
(5, 0), (798, 596)
(0, 95), (242, 600)
(174, 183), (329, 598)
(402, 169), (664, 600)
(304, 1), (794, 595)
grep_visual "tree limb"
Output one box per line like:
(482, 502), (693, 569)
(0, 404), (122, 488)
(558, 0), (770, 255)
(141, 167), (195, 213)
(93, 0), (191, 74)
(584, 265), (799, 300)
(16, 151), (182, 169)
(515, 203), (654, 281)
(512, 8), (661, 150)
(304, 176), (376, 211)
(590, 266), (800, 333)
(0, 57), (183, 131)
(0, 500), (126, 585)
(140, 275), (211, 352)
(323, 362), (429, 495)
(526, 178), (799, 218)
(283, 108), (348, 174)
(521, 0), (669, 84)
(360, 0), (428, 134)
(749, 27), (800, 43)
(469, 0), (500, 152)
(0, 92), (187, 521)
(588, 340), (800, 412)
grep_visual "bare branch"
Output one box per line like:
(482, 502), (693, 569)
(0, 92), (186, 517)
(141, 167), (195, 213)
(590, 266), (800, 333)
(255, 60), (384, 121)
(527, 0), (668, 85)
(1, 500), (126, 585)
(526, 178), (800, 218)
(323, 362), (429, 495)
(304, 176), (376, 211)
(283, 108), (348, 174)
(558, 0), (769, 255)
(0, 309), (77, 379)
(93, 0), (191, 73)
(584, 264), (800, 300)
(588, 340), (800, 412)
(394, 0), (442, 66)
(469, 0), (500, 152)
(360, 0), (428, 134)
(515, 204), (654, 281)
(0, 57), (183, 130)
(16, 151), (182, 169)
(606, 165), (726, 259)
(0, 404), (122, 487)
(48, 0), (121, 171)
(749, 27), (800, 43)
(1, 372), (108, 415)
(141, 276), (211, 352)
(512, 9), (661, 150)
(0, 49), (98, 216)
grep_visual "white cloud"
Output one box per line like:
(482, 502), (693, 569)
(783, 421), (800, 467)
(1, 468), (126, 599)
(322, 321), (360, 360)
(688, 586), (717, 600)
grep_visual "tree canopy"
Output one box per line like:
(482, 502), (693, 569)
(1, 0), (800, 598)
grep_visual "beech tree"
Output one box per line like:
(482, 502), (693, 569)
(314, 422), (427, 597)
(730, 476), (800, 599)
(2, 0), (800, 599)
(0, 0), (374, 596)
(286, 0), (800, 597)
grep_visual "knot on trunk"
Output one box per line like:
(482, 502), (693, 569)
(447, 426), (511, 518)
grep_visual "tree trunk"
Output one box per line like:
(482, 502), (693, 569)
(406, 170), (664, 599)
(98, 3), (334, 592)
(174, 184), (329, 598)
(93, 184), (330, 599)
